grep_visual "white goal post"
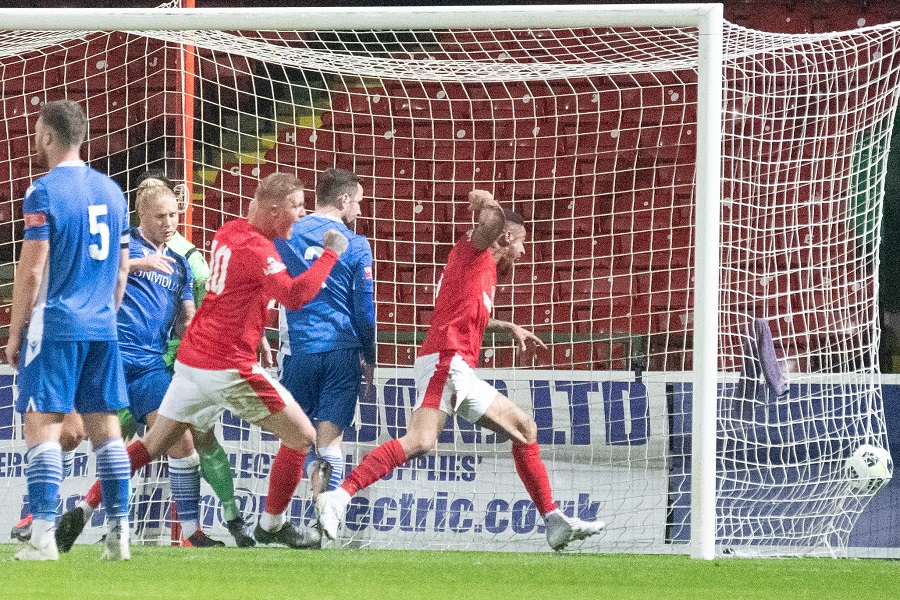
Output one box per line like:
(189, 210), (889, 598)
(0, 4), (895, 559)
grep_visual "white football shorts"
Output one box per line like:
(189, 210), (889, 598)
(413, 351), (498, 423)
(159, 360), (296, 432)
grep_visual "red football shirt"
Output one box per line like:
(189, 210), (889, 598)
(178, 219), (337, 370)
(419, 234), (496, 367)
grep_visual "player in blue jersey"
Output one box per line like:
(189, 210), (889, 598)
(3, 100), (132, 561)
(262, 168), (375, 539)
(57, 177), (225, 549)
(134, 171), (257, 547)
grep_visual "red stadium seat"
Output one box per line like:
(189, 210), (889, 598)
(432, 160), (507, 201)
(1, 56), (64, 93)
(530, 341), (594, 370)
(125, 41), (179, 91)
(371, 159), (433, 202)
(479, 345), (517, 369)
(623, 225), (693, 269)
(376, 343), (416, 366)
(275, 126), (336, 153)
(389, 80), (473, 119)
(377, 301), (416, 333)
(509, 154), (576, 200)
(493, 281), (514, 308)
(412, 266), (439, 306)
(649, 267), (694, 311)
(332, 118), (407, 158)
(553, 85), (601, 125)
(330, 86), (392, 119)
(508, 276), (554, 318)
(212, 163), (277, 206)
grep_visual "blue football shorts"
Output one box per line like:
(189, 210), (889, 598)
(16, 339), (127, 414)
(279, 348), (362, 430)
(124, 359), (172, 425)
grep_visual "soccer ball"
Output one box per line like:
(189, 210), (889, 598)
(845, 444), (893, 493)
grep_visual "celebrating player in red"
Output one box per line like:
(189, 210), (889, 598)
(316, 190), (606, 551)
(57, 172), (347, 549)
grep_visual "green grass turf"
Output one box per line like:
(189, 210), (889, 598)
(1, 544), (898, 600)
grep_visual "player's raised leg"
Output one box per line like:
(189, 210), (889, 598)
(56, 436), (153, 552)
(56, 413), (188, 552)
(477, 393), (605, 551)
(316, 406), (447, 541)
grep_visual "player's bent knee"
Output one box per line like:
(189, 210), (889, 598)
(59, 430), (85, 452)
(167, 429), (197, 459)
(402, 432), (439, 458)
(261, 405), (315, 452)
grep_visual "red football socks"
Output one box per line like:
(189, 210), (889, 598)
(341, 439), (407, 496)
(512, 441), (558, 515)
(264, 445), (306, 515)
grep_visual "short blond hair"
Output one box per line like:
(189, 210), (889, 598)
(255, 172), (304, 206)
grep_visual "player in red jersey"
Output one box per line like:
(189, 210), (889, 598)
(316, 190), (606, 551)
(56, 172), (348, 549)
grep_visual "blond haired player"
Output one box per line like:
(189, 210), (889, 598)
(57, 172), (347, 550)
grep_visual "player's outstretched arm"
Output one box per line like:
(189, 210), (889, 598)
(268, 229), (348, 310)
(468, 190), (506, 251)
(128, 253), (176, 274)
(487, 317), (548, 353)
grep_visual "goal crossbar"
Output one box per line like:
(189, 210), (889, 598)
(0, 5), (722, 31)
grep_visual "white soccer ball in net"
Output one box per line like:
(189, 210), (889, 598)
(845, 444), (893, 493)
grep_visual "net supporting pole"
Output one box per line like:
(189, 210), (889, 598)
(690, 3), (724, 561)
(178, 0), (196, 243)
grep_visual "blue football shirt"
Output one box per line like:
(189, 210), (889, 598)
(274, 213), (375, 363)
(117, 227), (193, 369)
(22, 160), (129, 342)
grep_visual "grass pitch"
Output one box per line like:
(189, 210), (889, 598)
(1, 543), (898, 600)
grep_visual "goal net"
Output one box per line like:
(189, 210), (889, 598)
(0, 5), (897, 557)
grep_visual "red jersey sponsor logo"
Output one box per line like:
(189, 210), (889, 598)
(23, 212), (47, 227)
(263, 256), (287, 275)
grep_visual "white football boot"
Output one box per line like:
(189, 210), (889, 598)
(545, 511), (605, 551)
(315, 488), (351, 541)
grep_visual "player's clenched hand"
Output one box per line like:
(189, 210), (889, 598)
(468, 189), (497, 213)
(323, 229), (349, 256)
(361, 358), (374, 399)
(4, 335), (20, 370)
(129, 254), (176, 275)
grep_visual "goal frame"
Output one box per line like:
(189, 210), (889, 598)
(0, 3), (725, 559)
